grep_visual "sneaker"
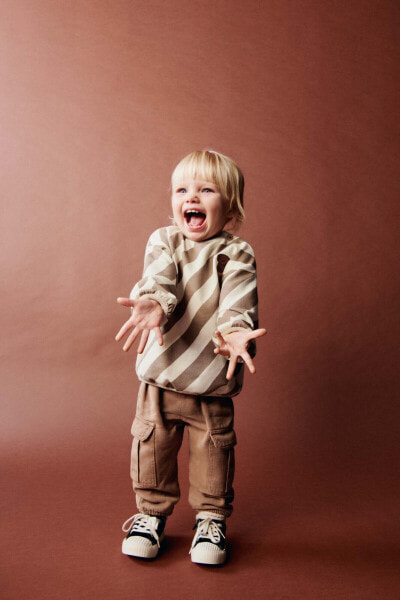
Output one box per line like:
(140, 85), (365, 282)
(122, 513), (166, 559)
(189, 511), (227, 565)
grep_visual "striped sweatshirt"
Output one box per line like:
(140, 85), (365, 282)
(130, 226), (258, 397)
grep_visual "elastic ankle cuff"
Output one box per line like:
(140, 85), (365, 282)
(141, 511), (168, 518)
(196, 510), (226, 521)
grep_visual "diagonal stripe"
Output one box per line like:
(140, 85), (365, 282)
(182, 352), (227, 394)
(219, 277), (257, 313)
(136, 272), (219, 374)
(155, 312), (217, 384)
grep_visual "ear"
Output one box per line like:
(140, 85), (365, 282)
(224, 212), (237, 231)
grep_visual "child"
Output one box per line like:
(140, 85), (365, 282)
(116, 149), (266, 565)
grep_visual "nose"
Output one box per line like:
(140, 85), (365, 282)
(187, 190), (200, 203)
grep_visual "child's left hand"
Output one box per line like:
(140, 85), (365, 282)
(214, 329), (267, 380)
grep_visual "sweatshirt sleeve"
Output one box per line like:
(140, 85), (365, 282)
(215, 241), (258, 347)
(130, 229), (178, 317)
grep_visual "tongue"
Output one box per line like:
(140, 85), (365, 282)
(190, 214), (205, 227)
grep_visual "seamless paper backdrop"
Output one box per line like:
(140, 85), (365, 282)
(1, 1), (399, 599)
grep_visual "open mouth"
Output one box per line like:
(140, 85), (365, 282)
(184, 209), (207, 230)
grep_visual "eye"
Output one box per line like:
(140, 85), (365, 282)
(203, 188), (214, 193)
(176, 188), (186, 193)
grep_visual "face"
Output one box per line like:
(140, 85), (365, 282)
(171, 177), (232, 241)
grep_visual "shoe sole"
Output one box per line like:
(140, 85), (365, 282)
(122, 532), (165, 559)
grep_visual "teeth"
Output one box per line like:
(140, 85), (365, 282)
(185, 210), (205, 216)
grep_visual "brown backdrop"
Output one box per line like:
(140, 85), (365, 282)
(1, 1), (399, 598)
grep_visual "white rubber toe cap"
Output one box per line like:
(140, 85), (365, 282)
(190, 541), (226, 565)
(122, 532), (164, 559)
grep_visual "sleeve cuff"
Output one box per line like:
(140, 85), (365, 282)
(217, 322), (252, 337)
(132, 290), (176, 317)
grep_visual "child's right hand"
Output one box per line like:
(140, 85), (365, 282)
(115, 297), (165, 353)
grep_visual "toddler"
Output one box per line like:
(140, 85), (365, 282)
(116, 149), (266, 564)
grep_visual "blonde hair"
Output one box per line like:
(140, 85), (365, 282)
(171, 150), (245, 228)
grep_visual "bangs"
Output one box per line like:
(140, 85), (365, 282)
(171, 151), (227, 192)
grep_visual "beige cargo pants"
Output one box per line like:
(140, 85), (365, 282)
(130, 382), (236, 518)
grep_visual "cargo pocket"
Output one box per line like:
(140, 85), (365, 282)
(130, 417), (157, 488)
(208, 429), (237, 496)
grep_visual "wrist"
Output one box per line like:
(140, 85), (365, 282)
(136, 291), (175, 317)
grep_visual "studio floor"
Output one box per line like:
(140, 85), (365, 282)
(2, 441), (399, 600)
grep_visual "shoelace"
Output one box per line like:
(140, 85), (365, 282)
(189, 517), (225, 553)
(122, 513), (163, 548)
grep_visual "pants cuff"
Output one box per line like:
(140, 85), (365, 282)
(138, 509), (170, 517)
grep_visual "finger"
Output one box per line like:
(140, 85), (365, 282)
(137, 329), (149, 354)
(123, 327), (140, 352)
(117, 297), (136, 307)
(214, 347), (230, 357)
(155, 327), (164, 346)
(215, 330), (225, 343)
(226, 355), (237, 380)
(248, 328), (267, 340)
(115, 319), (134, 342)
(242, 351), (256, 374)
